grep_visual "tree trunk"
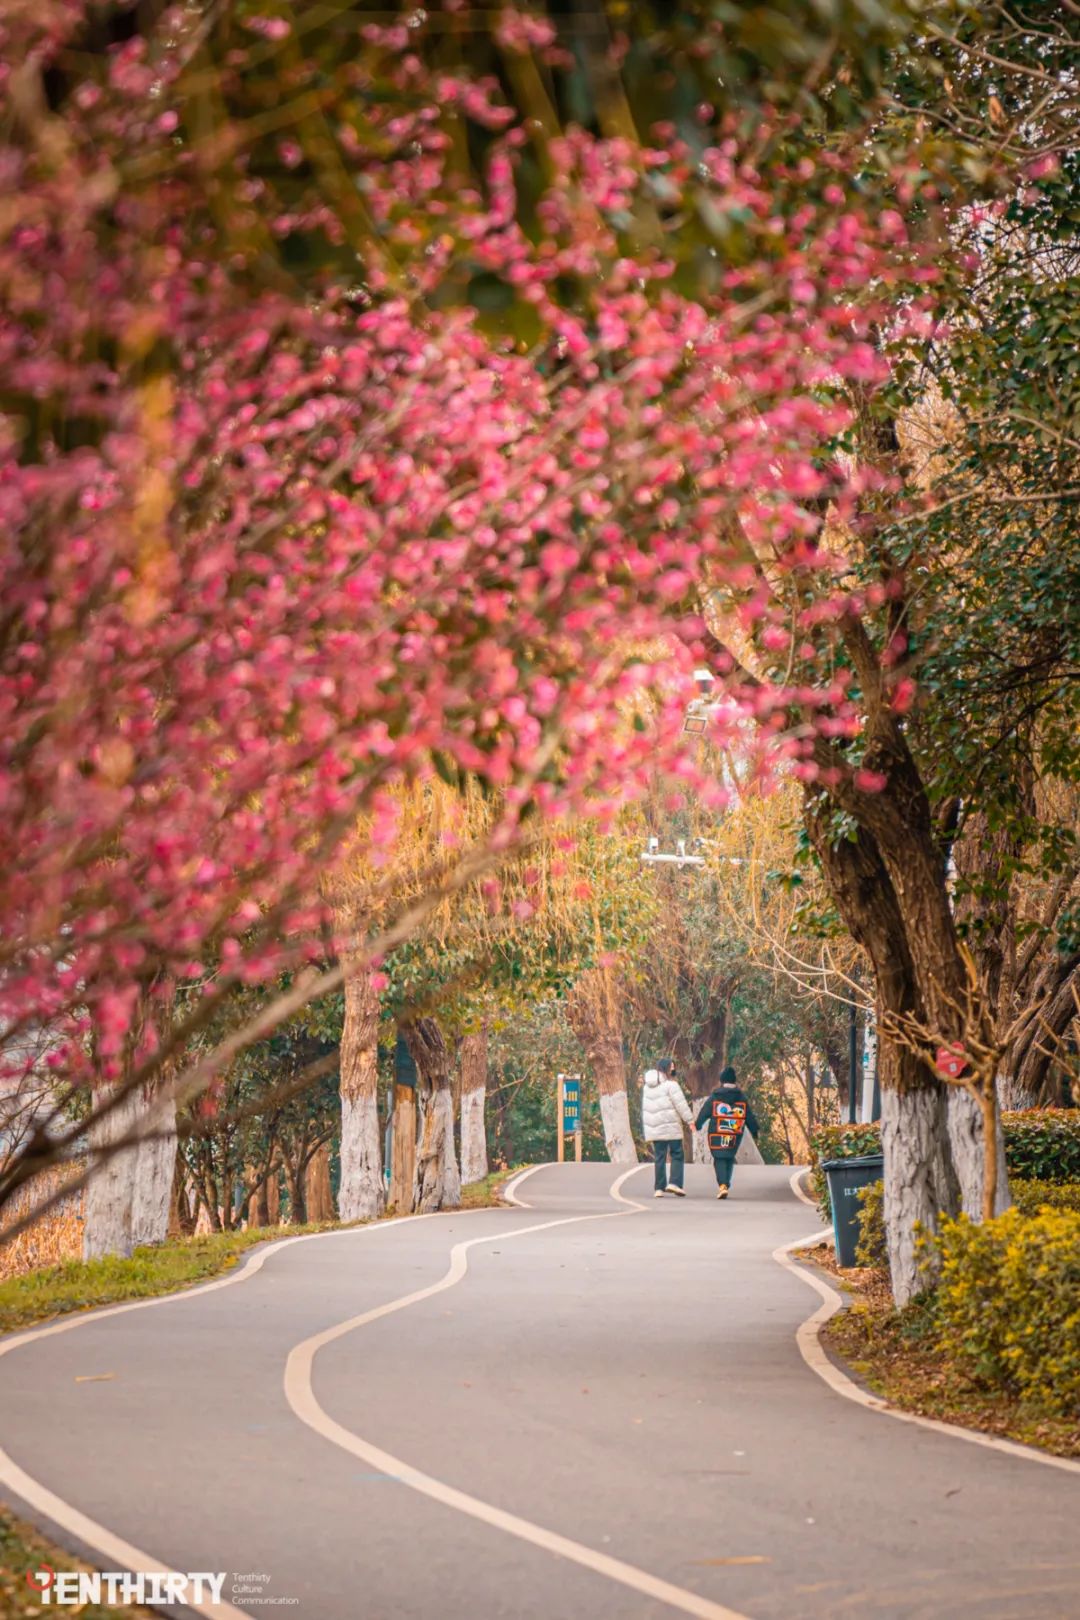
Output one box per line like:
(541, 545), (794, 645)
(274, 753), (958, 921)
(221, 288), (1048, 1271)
(947, 1084), (1010, 1218)
(305, 1142), (335, 1223)
(282, 1155), (306, 1224)
(880, 1052), (959, 1306)
(338, 960), (385, 1220)
(130, 1093), (177, 1247)
(824, 1036), (853, 1116)
(245, 1169), (261, 1230)
(205, 1168), (223, 1232)
(265, 1165), (280, 1224)
(416, 1087), (459, 1211)
(597, 1049), (636, 1163)
(566, 969), (636, 1164)
(676, 1007), (727, 1165)
(389, 1083), (416, 1210)
(82, 979), (180, 1258)
(805, 806), (962, 1302)
(168, 1145), (195, 1237)
(83, 1083), (140, 1259)
(998, 1072), (1037, 1112)
(403, 1017), (461, 1212)
(688, 1101), (708, 1164)
(736, 1130), (764, 1165)
(459, 1028), (489, 1185)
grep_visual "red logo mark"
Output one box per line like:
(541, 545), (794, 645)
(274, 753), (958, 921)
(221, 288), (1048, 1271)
(936, 1044), (968, 1079)
(26, 1564), (55, 1592)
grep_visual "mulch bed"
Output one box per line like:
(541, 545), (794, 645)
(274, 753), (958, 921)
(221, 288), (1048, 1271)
(801, 1240), (1080, 1460)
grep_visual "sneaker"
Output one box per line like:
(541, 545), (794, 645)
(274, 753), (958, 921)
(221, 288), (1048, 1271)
(654, 1189), (666, 1198)
(666, 1185), (686, 1197)
(716, 1185), (729, 1200)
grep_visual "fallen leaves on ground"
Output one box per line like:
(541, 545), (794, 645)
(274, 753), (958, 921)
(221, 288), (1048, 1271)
(814, 1244), (1080, 1460)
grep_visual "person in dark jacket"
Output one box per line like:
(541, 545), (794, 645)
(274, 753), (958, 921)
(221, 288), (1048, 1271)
(695, 1066), (759, 1199)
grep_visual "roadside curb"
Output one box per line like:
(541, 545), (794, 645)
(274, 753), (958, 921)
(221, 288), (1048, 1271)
(777, 1205), (1080, 1478)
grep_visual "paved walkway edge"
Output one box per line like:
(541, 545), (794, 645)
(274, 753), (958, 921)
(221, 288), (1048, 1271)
(776, 1190), (1080, 1478)
(0, 1204), (506, 1618)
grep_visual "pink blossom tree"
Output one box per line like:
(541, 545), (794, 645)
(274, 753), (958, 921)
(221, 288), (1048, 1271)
(1, 4), (920, 1252)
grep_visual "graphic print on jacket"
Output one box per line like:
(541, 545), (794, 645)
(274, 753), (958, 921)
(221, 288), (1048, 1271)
(707, 1096), (747, 1152)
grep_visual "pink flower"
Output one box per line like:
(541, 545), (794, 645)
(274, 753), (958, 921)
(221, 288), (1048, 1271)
(854, 769), (888, 793)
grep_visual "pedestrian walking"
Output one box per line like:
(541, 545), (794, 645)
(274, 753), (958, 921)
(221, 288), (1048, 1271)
(695, 1066), (759, 1199)
(641, 1058), (694, 1197)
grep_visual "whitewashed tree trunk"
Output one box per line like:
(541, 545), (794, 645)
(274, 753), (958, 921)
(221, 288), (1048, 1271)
(340, 1093), (383, 1219)
(338, 961), (385, 1221)
(947, 1085), (1011, 1218)
(691, 1100), (709, 1163)
(84, 974), (179, 1258)
(415, 1088), (461, 1212)
(83, 1085), (140, 1260)
(404, 1017), (460, 1212)
(598, 1089), (636, 1164)
(881, 1081), (958, 1307)
(459, 1029), (488, 1185)
(460, 1089), (487, 1184)
(998, 1071), (1036, 1112)
(130, 1094), (177, 1247)
(566, 971), (636, 1165)
(736, 1130), (764, 1165)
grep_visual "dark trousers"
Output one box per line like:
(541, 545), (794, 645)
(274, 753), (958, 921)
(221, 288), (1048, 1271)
(711, 1150), (736, 1188)
(652, 1138), (685, 1190)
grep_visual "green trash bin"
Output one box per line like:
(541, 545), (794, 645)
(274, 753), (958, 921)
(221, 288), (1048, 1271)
(822, 1154), (884, 1267)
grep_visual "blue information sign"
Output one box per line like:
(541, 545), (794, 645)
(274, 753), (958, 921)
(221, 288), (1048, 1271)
(562, 1076), (581, 1132)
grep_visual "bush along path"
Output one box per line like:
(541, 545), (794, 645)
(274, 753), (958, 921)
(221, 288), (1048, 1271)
(812, 1118), (1080, 1459)
(822, 1239), (1080, 1461)
(0, 1169), (517, 1336)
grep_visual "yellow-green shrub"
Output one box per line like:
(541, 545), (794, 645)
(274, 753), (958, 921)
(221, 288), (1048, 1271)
(930, 1209), (1080, 1418)
(1012, 1180), (1080, 1217)
(854, 1179), (887, 1269)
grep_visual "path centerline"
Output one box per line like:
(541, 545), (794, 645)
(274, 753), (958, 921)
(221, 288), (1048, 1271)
(282, 1162), (756, 1620)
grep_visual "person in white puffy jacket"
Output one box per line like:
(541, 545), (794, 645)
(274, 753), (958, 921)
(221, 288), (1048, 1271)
(641, 1058), (695, 1197)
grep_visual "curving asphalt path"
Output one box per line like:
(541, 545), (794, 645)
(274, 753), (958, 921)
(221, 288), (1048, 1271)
(0, 1162), (1075, 1620)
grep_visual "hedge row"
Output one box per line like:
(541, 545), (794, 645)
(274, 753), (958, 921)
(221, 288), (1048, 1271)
(1011, 1180), (1080, 1217)
(810, 1109), (1080, 1216)
(1002, 1111), (1080, 1182)
(930, 1209), (1080, 1419)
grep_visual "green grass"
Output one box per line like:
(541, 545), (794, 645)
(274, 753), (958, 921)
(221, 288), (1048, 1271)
(460, 1165), (525, 1208)
(0, 1166), (519, 1336)
(1, 1505), (155, 1618)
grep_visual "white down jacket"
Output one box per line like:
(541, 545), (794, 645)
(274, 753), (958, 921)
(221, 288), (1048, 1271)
(640, 1071), (694, 1141)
